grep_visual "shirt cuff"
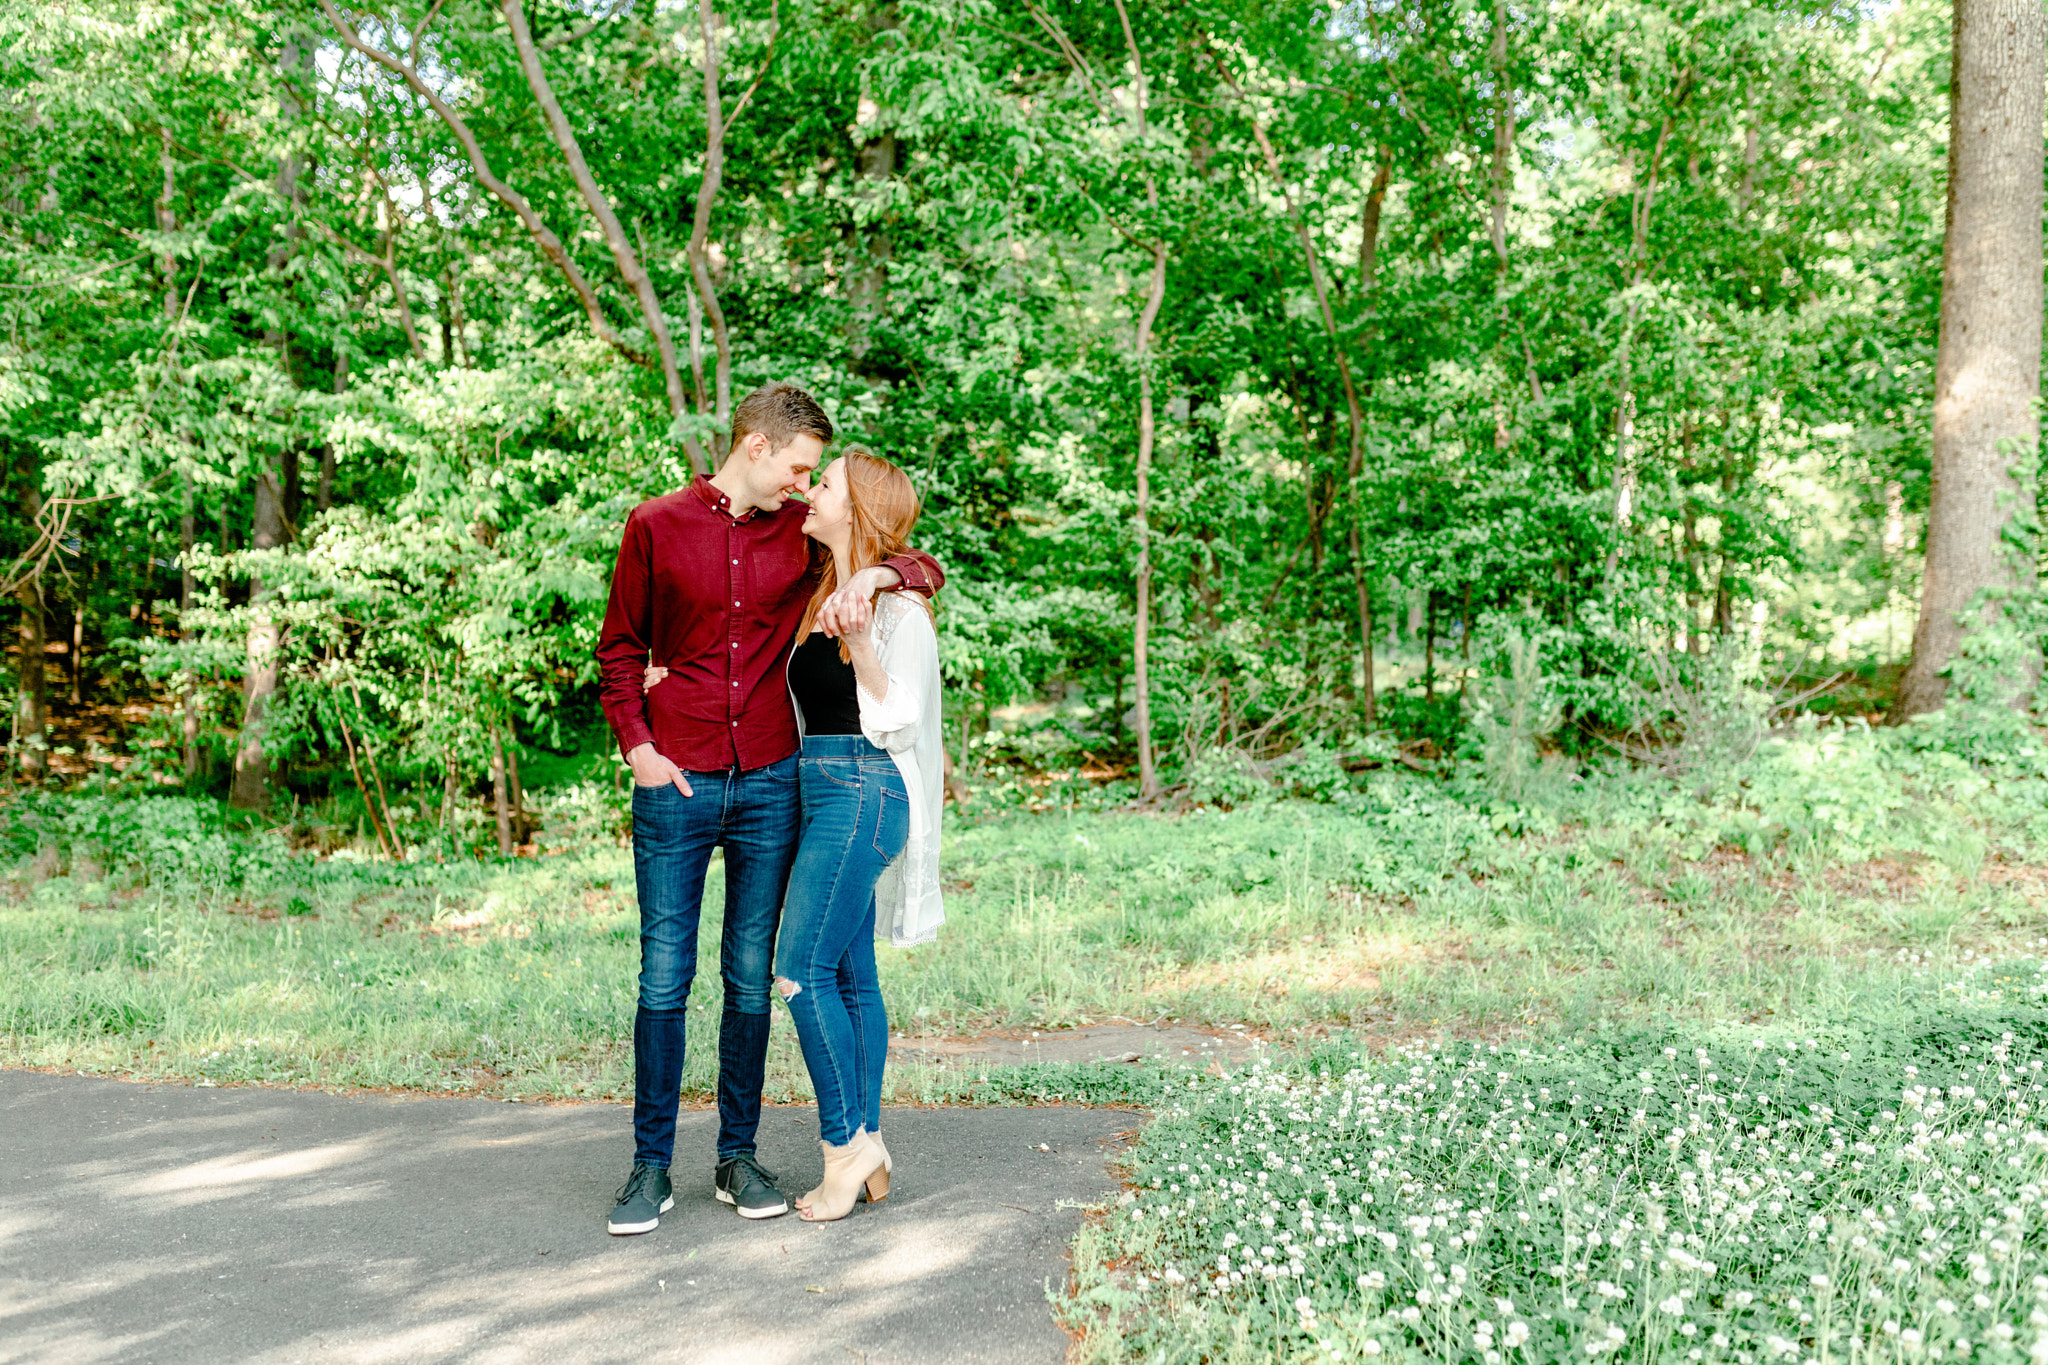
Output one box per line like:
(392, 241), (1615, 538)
(880, 553), (931, 594)
(612, 718), (656, 759)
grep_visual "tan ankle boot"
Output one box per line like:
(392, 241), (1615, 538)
(863, 1131), (892, 1203)
(797, 1133), (887, 1222)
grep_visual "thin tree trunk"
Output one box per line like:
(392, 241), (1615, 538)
(491, 728), (515, 855)
(69, 603), (82, 706)
(1459, 582), (1474, 702)
(1604, 111), (1677, 576)
(1490, 0), (1519, 453)
(180, 468), (199, 779)
(229, 470), (285, 810)
(1359, 150), (1392, 292)
(438, 265), (456, 366)
(683, 0), (778, 467)
(1132, 242), (1165, 801)
(1424, 591), (1438, 703)
(1354, 152), (1391, 727)
(13, 563), (45, 781)
(1111, 0), (1165, 801)
(335, 705), (397, 860)
(501, 0), (700, 470)
(942, 743), (970, 805)
(1489, 0), (1515, 274)
(233, 31), (310, 812)
(506, 721), (528, 846)
(165, 118), (200, 779)
(319, 348), (342, 513)
(1896, 0), (2045, 717)
(442, 751), (458, 832)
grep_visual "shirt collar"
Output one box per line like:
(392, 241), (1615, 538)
(692, 473), (759, 523)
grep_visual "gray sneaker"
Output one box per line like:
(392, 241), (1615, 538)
(608, 1163), (674, 1235)
(714, 1151), (788, 1219)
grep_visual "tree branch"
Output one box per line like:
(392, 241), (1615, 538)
(314, 0), (652, 369)
(502, 0), (699, 470)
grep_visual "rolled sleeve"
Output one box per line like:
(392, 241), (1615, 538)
(880, 547), (944, 597)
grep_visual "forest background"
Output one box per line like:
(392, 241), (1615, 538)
(0, 0), (2011, 816)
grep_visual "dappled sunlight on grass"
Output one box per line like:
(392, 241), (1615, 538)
(6, 741), (2048, 1099)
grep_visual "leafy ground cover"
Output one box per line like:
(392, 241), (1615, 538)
(1063, 994), (2048, 1365)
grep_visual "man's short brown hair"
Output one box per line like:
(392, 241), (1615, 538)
(729, 382), (834, 457)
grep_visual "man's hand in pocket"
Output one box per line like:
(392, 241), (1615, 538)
(625, 743), (693, 796)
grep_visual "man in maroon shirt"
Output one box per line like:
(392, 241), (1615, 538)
(594, 383), (941, 1234)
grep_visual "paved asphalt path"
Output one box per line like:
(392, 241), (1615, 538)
(0, 1072), (1140, 1365)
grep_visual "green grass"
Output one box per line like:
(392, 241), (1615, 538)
(4, 724), (2048, 1101)
(8, 724), (2048, 1361)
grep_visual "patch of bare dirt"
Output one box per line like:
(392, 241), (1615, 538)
(889, 1021), (1264, 1069)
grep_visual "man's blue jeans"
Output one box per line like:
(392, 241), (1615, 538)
(630, 755), (799, 1169)
(773, 736), (908, 1147)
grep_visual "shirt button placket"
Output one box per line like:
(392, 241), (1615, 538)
(728, 524), (742, 766)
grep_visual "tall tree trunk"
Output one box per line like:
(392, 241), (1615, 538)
(1354, 150), (1391, 726)
(1895, 0), (2045, 717)
(438, 265), (457, 367)
(1488, 0), (1515, 275)
(1605, 112), (1678, 576)
(1111, 0), (1165, 801)
(319, 345), (343, 515)
(233, 31), (309, 811)
(1459, 582), (1474, 702)
(229, 471), (285, 810)
(1132, 242), (1166, 801)
(161, 126), (203, 781)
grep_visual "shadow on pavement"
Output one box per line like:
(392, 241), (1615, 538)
(0, 1071), (1139, 1365)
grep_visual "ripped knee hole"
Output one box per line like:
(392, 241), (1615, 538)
(775, 977), (801, 1000)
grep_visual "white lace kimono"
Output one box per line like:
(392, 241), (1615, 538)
(787, 592), (945, 947)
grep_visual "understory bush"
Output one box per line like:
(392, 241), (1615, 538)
(1065, 992), (2048, 1365)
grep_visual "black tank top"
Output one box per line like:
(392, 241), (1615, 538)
(789, 631), (862, 735)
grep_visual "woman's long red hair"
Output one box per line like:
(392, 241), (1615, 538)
(798, 447), (930, 661)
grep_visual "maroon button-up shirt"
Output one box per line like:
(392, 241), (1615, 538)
(596, 475), (942, 772)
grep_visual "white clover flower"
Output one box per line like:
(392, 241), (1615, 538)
(1660, 1296), (1685, 1315)
(1362, 1342), (1382, 1356)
